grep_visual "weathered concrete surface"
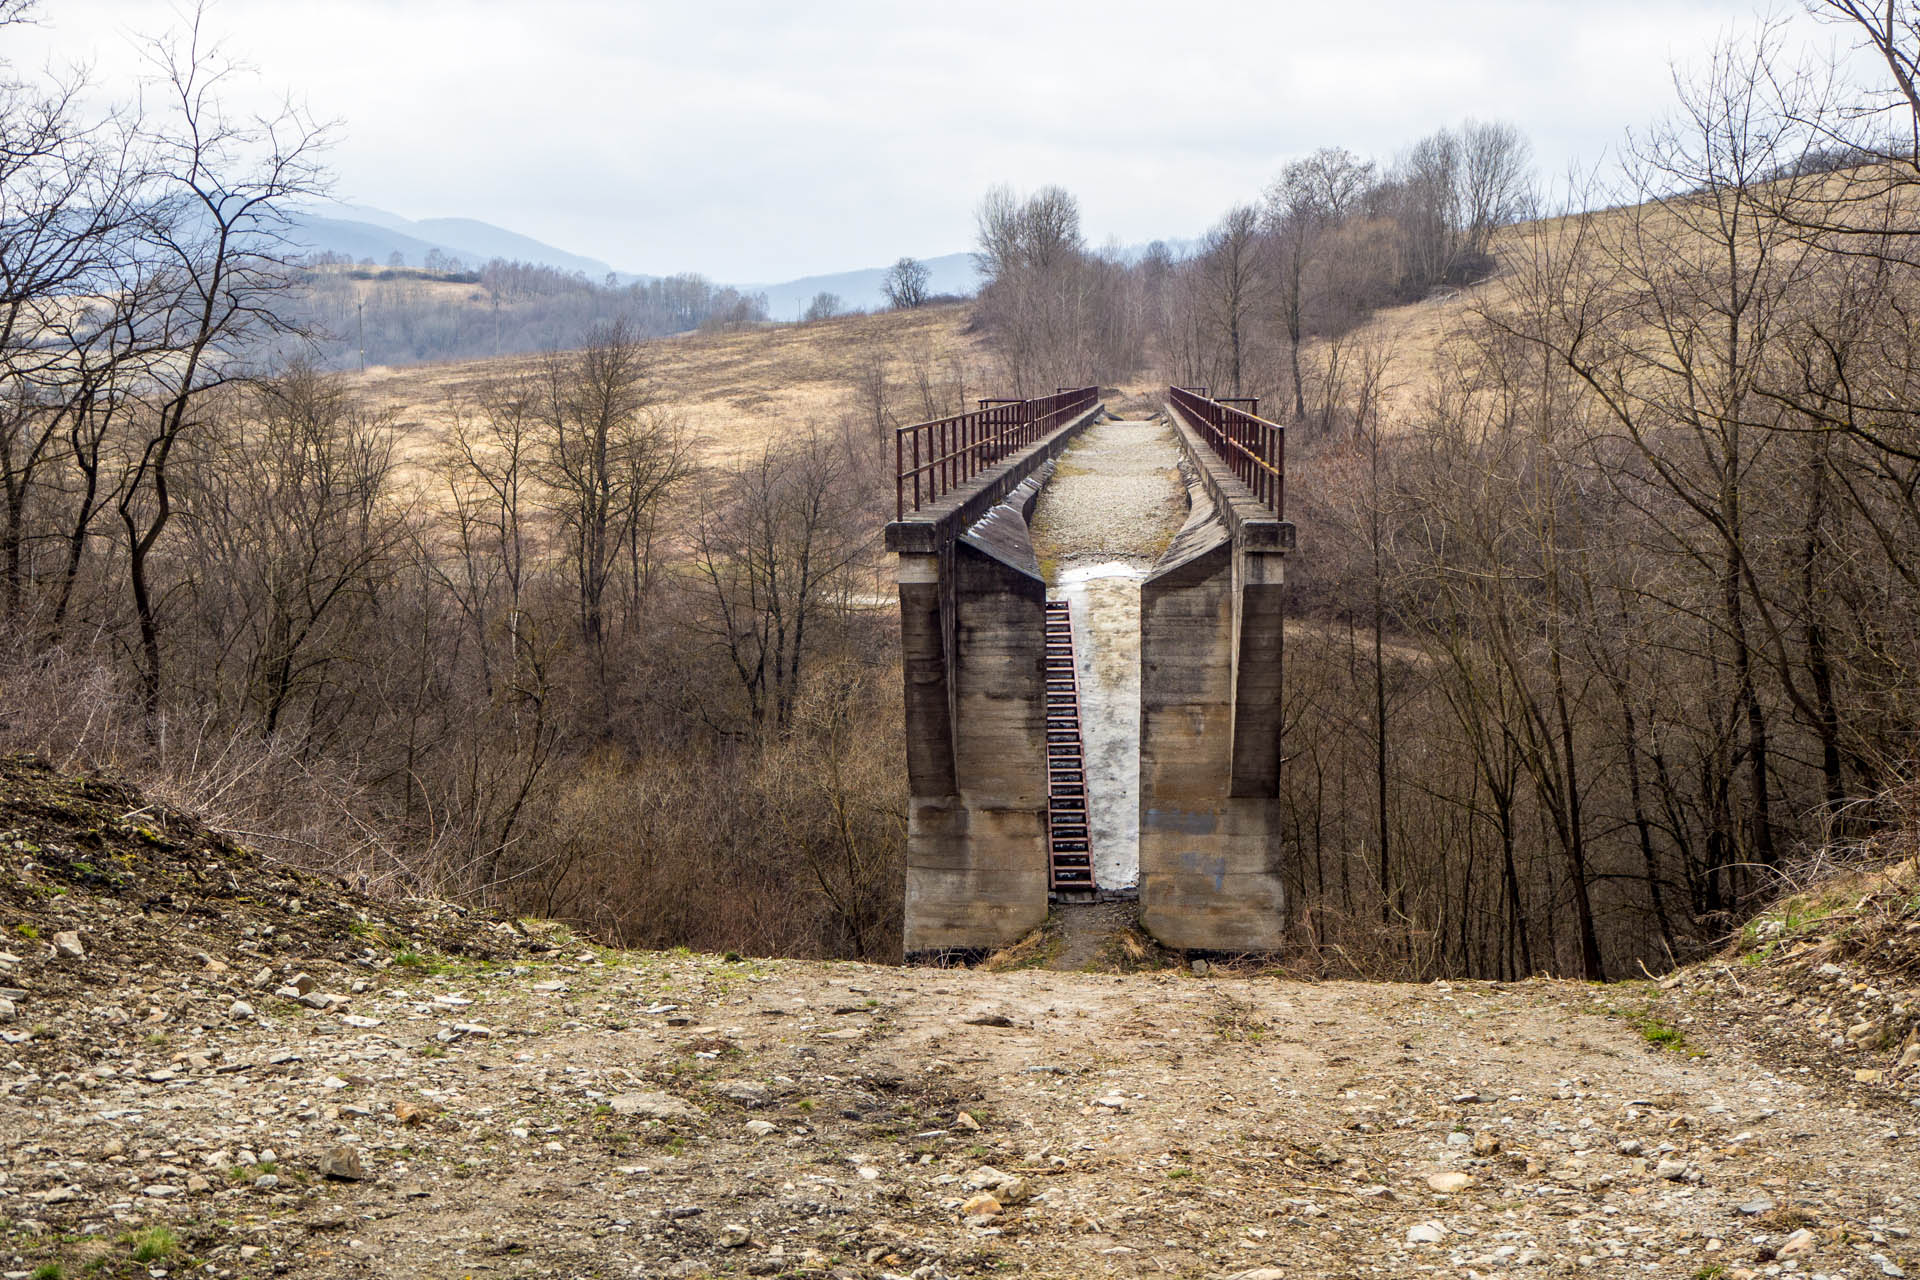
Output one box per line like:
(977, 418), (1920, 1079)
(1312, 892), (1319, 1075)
(1137, 405), (1295, 952)
(893, 405), (1104, 956)
(1060, 564), (1146, 890)
(1027, 418), (1186, 892)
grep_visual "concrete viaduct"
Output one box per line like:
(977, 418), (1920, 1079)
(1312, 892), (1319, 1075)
(884, 386), (1296, 959)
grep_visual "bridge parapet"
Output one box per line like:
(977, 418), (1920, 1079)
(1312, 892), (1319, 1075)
(894, 387), (1098, 523)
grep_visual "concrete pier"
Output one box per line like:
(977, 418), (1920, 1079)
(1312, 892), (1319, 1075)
(888, 405), (1103, 958)
(1137, 415), (1293, 950)
(890, 392), (1292, 958)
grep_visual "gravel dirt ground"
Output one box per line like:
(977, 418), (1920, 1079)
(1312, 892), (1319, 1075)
(5, 773), (1920, 1280)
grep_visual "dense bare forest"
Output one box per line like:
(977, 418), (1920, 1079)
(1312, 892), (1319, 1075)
(8, 0), (1920, 978)
(284, 258), (772, 368)
(1132, 11), (1920, 980)
(0, 6), (905, 957)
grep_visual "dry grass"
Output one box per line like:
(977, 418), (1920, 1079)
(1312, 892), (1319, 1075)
(350, 303), (992, 478)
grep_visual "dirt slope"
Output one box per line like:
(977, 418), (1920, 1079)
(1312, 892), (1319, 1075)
(2, 759), (1917, 1280)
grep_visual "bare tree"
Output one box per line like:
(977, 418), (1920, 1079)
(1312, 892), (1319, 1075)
(1266, 148), (1375, 420)
(114, 7), (332, 720)
(1192, 205), (1264, 396)
(692, 425), (868, 733)
(528, 319), (690, 663)
(1458, 120), (1533, 260)
(882, 257), (931, 309)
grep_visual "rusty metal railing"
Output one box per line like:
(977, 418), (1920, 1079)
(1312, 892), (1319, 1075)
(895, 387), (1097, 520)
(1168, 385), (1284, 518)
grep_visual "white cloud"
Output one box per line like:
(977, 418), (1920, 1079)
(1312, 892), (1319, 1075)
(10, 0), (1855, 281)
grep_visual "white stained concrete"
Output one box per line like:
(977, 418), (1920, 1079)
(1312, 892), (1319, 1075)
(1059, 562), (1147, 889)
(1027, 415), (1188, 893)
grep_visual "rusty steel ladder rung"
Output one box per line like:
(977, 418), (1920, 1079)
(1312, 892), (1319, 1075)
(1043, 600), (1095, 892)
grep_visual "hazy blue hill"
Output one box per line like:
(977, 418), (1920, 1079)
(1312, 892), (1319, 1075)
(288, 204), (620, 278)
(407, 216), (618, 279)
(749, 252), (979, 317)
(285, 213), (454, 269)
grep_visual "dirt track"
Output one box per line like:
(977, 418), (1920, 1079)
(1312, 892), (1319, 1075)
(5, 942), (1918, 1279)
(3, 758), (1918, 1279)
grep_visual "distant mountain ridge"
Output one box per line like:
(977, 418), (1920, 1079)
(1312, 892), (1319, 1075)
(288, 204), (623, 280)
(287, 203), (1190, 317)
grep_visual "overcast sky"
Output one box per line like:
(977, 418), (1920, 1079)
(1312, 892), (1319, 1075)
(10, 0), (1861, 283)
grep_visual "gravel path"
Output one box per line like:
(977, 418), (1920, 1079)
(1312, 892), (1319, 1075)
(1028, 418), (1186, 576)
(1027, 418), (1187, 893)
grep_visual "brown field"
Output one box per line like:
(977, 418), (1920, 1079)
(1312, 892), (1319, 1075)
(350, 302), (996, 475)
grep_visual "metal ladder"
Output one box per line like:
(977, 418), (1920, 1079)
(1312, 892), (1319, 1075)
(1044, 600), (1095, 895)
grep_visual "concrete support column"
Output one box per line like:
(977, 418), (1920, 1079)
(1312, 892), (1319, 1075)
(901, 514), (1051, 955)
(1137, 497), (1289, 952)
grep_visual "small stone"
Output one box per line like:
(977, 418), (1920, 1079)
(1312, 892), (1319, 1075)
(718, 1223), (750, 1248)
(1777, 1228), (1817, 1259)
(187, 1174), (211, 1194)
(319, 1145), (370, 1181)
(143, 1183), (181, 1197)
(449, 1022), (491, 1037)
(710, 1079), (770, 1106)
(1093, 1095), (1128, 1110)
(1472, 1132), (1501, 1157)
(1736, 1197), (1776, 1216)
(744, 1119), (777, 1137)
(254, 1173), (280, 1190)
(963, 1166), (1032, 1205)
(298, 991), (336, 1010)
(609, 1091), (699, 1121)
(1872, 1252), (1906, 1277)
(1426, 1171), (1474, 1194)
(956, 1110), (981, 1131)
(1407, 1222), (1447, 1244)
(1452, 1091), (1487, 1104)
(0, 996), (13, 1023)
(1190, 959), (1210, 976)
(396, 1101), (438, 1126)
(341, 1013), (381, 1029)
(228, 1000), (255, 1019)
(960, 1192), (1002, 1217)
(1655, 1158), (1690, 1181)
(51, 930), (83, 959)
(252, 966), (274, 989)
(290, 972), (317, 994)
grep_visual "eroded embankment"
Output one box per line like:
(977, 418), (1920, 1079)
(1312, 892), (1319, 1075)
(1027, 417), (1186, 890)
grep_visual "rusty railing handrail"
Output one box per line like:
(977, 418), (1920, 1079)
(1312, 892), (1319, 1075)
(1166, 385), (1284, 518)
(895, 386), (1097, 520)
